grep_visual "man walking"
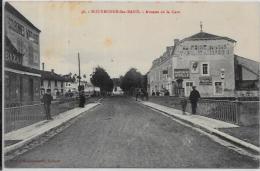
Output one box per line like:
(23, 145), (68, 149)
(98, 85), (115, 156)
(189, 86), (200, 114)
(42, 89), (53, 120)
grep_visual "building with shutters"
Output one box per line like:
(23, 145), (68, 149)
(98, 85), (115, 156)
(147, 25), (259, 97)
(4, 2), (41, 106)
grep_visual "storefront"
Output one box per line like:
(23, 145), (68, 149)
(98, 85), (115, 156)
(5, 36), (41, 107)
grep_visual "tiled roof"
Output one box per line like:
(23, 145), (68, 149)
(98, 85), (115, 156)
(5, 2), (41, 32)
(182, 32), (236, 43)
(39, 70), (66, 81)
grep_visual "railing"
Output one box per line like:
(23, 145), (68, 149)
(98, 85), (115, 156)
(4, 97), (80, 133)
(148, 96), (241, 124)
(190, 99), (238, 124)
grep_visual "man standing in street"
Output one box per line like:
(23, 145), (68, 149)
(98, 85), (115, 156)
(42, 89), (53, 120)
(189, 86), (201, 114)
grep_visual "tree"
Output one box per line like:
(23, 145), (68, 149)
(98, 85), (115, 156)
(120, 68), (143, 95)
(90, 66), (114, 94)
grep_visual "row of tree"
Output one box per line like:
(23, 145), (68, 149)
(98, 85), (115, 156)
(120, 68), (147, 95)
(90, 66), (114, 95)
(66, 66), (147, 96)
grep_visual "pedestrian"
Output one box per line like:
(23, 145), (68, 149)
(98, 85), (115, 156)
(189, 86), (201, 114)
(145, 91), (149, 101)
(79, 90), (86, 107)
(135, 89), (139, 101)
(180, 97), (188, 114)
(152, 90), (155, 96)
(42, 89), (53, 120)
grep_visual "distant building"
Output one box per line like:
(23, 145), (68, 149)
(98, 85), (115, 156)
(148, 25), (259, 97)
(39, 68), (66, 100)
(113, 86), (124, 95)
(4, 2), (41, 106)
(64, 79), (100, 96)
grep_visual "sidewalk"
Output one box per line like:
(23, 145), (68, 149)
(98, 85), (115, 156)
(4, 102), (101, 154)
(137, 99), (260, 154)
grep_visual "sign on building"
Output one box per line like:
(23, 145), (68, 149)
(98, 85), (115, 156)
(190, 61), (199, 73)
(199, 76), (212, 85)
(174, 69), (190, 79)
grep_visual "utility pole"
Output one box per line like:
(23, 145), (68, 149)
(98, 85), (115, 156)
(78, 52), (81, 91)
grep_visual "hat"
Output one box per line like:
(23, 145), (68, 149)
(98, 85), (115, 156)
(192, 86), (196, 88)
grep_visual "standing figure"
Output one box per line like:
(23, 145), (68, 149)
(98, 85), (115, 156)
(180, 98), (188, 115)
(79, 91), (86, 107)
(189, 86), (201, 114)
(43, 89), (53, 120)
(135, 90), (138, 101)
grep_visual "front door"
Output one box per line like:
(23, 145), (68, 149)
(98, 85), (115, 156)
(185, 81), (193, 97)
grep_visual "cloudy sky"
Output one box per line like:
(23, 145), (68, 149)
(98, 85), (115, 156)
(9, 1), (260, 81)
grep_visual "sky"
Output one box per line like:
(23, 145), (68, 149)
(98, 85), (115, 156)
(8, 1), (260, 81)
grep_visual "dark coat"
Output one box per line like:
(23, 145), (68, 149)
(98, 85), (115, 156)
(42, 93), (53, 105)
(189, 90), (201, 103)
(79, 94), (86, 107)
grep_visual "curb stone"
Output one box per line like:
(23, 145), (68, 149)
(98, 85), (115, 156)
(137, 100), (260, 155)
(4, 101), (101, 155)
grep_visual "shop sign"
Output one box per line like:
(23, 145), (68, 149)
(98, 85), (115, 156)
(174, 69), (190, 79)
(190, 61), (199, 73)
(5, 49), (23, 65)
(8, 17), (25, 37)
(199, 76), (212, 85)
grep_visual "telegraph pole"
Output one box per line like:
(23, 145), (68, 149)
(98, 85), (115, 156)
(78, 52), (81, 90)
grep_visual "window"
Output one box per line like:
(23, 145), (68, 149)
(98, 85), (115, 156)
(55, 80), (57, 87)
(201, 63), (209, 76)
(61, 82), (63, 88)
(214, 82), (224, 95)
(41, 80), (43, 86)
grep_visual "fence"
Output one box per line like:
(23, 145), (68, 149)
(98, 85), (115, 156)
(4, 97), (80, 133)
(148, 96), (259, 125)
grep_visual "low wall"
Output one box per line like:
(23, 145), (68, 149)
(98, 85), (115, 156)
(148, 96), (259, 126)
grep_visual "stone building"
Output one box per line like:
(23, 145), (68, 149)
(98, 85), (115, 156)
(4, 2), (41, 106)
(147, 45), (175, 96)
(148, 26), (259, 97)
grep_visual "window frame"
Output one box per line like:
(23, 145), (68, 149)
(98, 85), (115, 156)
(214, 81), (224, 95)
(201, 62), (210, 76)
(184, 81), (194, 97)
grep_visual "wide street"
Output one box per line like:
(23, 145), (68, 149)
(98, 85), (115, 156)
(6, 96), (259, 168)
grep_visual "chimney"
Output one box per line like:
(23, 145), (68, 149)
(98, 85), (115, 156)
(51, 69), (54, 73)
(42, 62), (45, 71)
(174, 39), (179, 46)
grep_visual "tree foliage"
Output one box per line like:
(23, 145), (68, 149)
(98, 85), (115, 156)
(120, 68), (144, 95)
(90, 66), (114, 93)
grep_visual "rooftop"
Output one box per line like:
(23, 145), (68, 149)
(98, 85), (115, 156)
(181, 31), (236, 43)
(39, 70), (66, 81)
(5, 2), (41, 32)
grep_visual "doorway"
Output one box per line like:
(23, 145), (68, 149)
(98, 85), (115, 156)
(185, 81), (194, 97)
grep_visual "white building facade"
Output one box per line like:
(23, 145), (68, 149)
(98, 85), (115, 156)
(148, 29), (259, 97)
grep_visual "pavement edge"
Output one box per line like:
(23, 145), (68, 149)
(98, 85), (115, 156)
(137, 100), (260, 155)
(4, 101), (102, 155)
